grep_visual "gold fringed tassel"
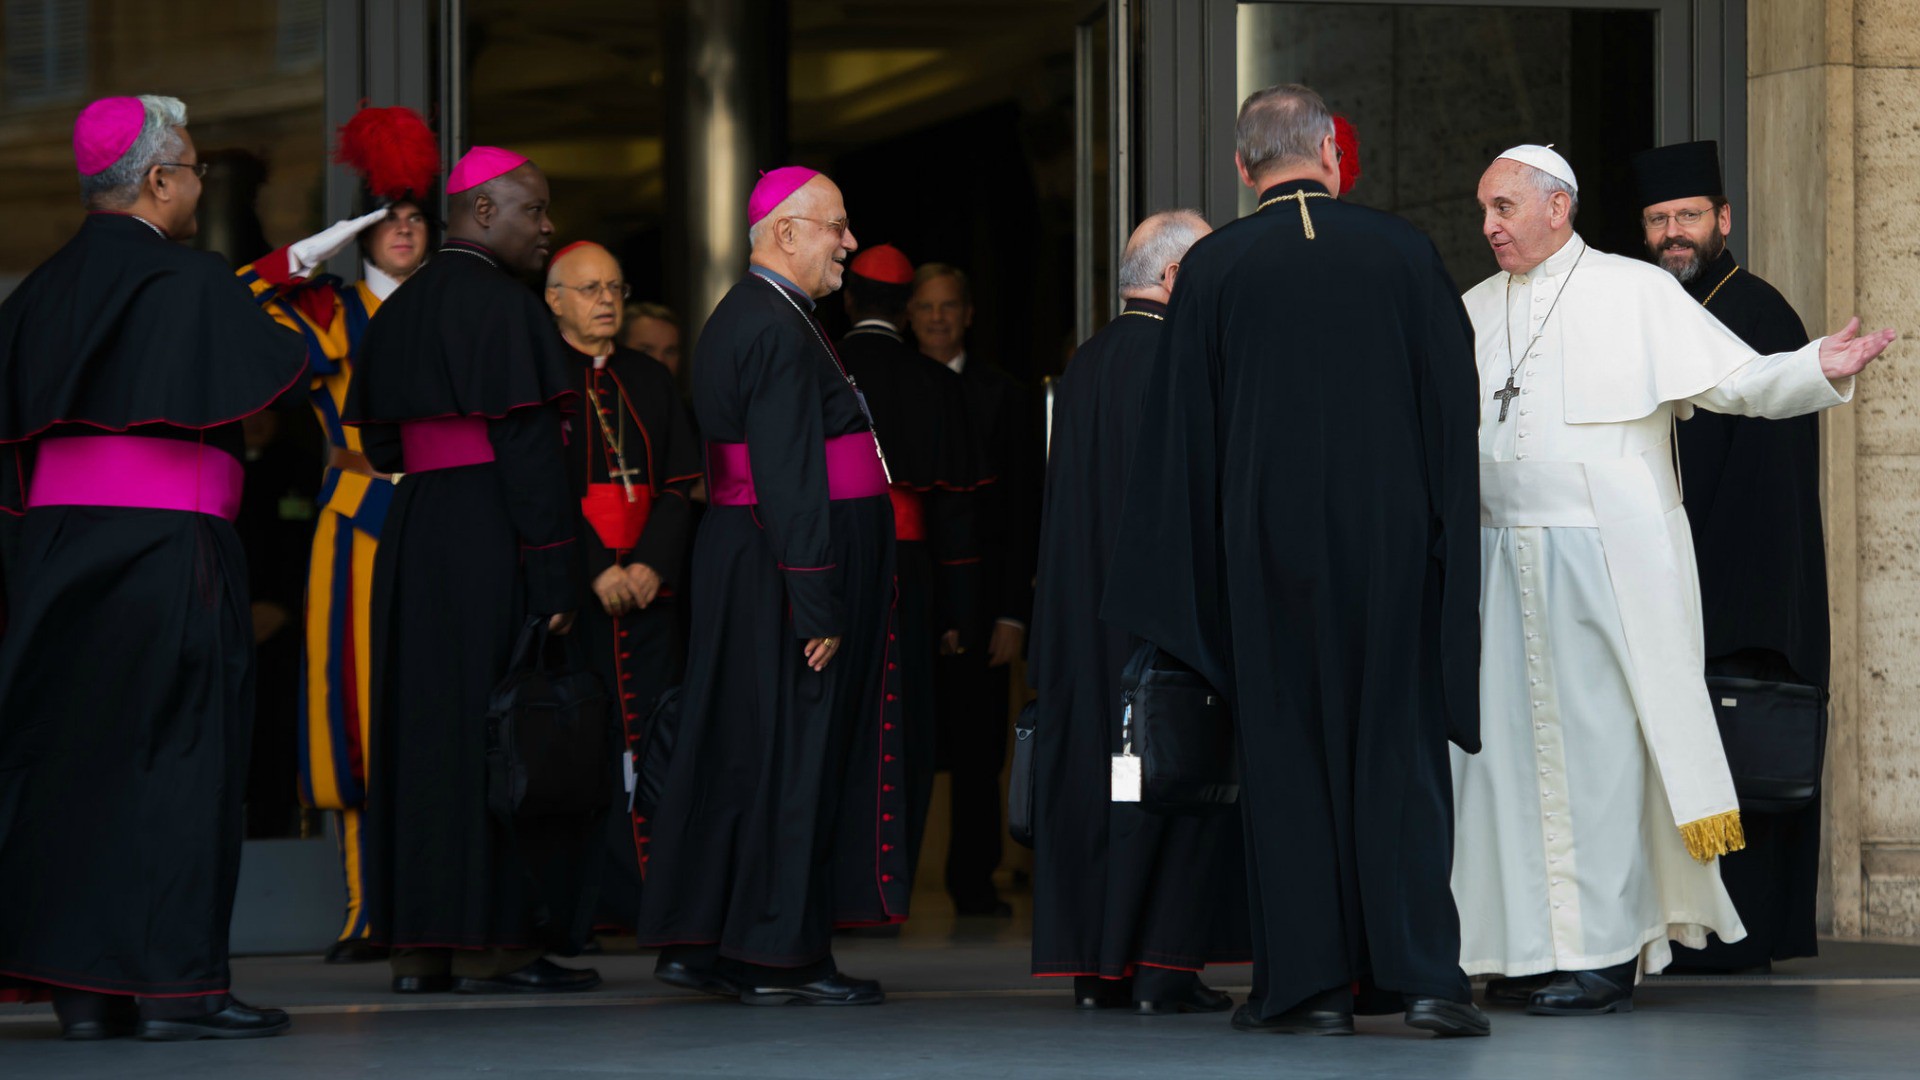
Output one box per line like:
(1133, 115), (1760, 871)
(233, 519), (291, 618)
(1295, 198), (1316, 240)
(1678, 810), (1746, 863)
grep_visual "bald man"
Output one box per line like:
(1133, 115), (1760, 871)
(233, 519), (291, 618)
(344, 148), (602, 995)
(636, 167), (900, 1005)
(544, 241), (699, 932)
(1029, 211), (1252, 1014)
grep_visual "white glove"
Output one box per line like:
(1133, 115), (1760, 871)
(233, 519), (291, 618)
(287, 207), (392, 278)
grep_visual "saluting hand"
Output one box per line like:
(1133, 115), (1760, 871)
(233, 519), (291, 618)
(1819, 317), (1898, 379)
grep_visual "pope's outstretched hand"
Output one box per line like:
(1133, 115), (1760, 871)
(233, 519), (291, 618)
(1819, 317), (1898, 379)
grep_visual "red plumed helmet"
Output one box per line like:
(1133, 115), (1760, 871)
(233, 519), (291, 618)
(1333, 114), (1361, 196)
(332, 106), (440, 201)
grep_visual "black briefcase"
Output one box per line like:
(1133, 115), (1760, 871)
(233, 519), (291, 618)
(1007, 700), (1038, 848)
(1705, 676), (1827, 813)
(1117, 644), (1238, 815)
(485, 618), (615, 821)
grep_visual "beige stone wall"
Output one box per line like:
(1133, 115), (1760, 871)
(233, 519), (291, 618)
(1750, 0), (1920, 941)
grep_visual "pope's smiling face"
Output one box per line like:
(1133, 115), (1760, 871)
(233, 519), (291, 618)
(1477, 159), (1573, 275)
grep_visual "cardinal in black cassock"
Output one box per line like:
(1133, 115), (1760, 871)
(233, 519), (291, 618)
(542, 241), (701, 931)
(638, 167), (903, 1006)
(0, 96), (304, 1040)
(1029, 211), (1251, 1015)
(1631, 141), (1827, 971)
(1101, 87), (1487, 1037)
(344, 148), (603, 994)
(837, 243), (980, 877)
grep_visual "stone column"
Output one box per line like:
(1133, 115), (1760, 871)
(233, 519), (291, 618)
(1749, 0), (1920, 942)
(665, 0), (788, 358)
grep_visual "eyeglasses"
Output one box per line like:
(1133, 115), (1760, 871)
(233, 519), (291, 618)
(156, 161), (209, 178)
(1642, 208), (1713, 230)
(553, 280), (632, 300)
(786, 215), (850, 238)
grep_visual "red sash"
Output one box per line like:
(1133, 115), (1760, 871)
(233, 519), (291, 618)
(888, 485), (927, 542)
(580, 483), (653, 552)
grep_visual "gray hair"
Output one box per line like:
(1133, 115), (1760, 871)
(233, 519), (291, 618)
(1523, 164), (1580, 221)
(1235, 83), (1335, 181)
(80, 95), (188, 209)
(1118, 209), (1208, 290)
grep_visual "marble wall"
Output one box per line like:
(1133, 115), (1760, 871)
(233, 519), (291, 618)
(1750, 0), (1920, 941)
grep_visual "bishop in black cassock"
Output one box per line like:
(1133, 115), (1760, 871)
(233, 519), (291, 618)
(638, 167), (903, 1006)
(0, 95), (303, 1040)
(837, 243), (980, 879)
(345, 150), (602, 994)
(542, 241), (701, 932)
(1632, 141), (1828, 971)
(1101, 86), (1487, 1037)
(1029, 211), (1250, 1014)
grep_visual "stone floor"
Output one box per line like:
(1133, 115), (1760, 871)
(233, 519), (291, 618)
(5, 896), (1918, 1079)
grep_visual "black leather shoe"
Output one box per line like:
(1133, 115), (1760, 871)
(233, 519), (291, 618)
(59, 997), (138, 1041)
(1405, 996), (1492, 1037)
(1137, 983), (1233, 1015)
(1484, 973), (1554, 1007)
(1074, 976), (1133, 1010)
(325, 939), (390, 964)
(740, 972), (884, 1006)
(656, 958), (741, 998)
(1230, 1000), (1354, 1036)
(453, 958), (602, 995)
(136, 1000), (291, 1041)
(392, 975), (453, 994)
(1526, 960), (1636, 1016)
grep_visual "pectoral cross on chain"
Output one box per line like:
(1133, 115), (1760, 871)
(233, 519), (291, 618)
(1493, 376), (1521, 422)
(609, 465), (644, 502)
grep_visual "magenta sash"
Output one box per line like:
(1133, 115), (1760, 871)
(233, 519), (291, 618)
(27, 435), (244, 520)
(707, 432), (889, 506)
(400, 417), (495, 472)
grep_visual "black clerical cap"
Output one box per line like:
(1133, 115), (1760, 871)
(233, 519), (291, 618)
(1629, 140), (1724, 207)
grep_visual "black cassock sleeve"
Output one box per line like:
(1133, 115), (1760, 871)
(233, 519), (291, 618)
(359, 422), (402, 474)
(630, 384), (702, 589)
(742, 326), (843, 639)
(1099, 273), (1234, 696)
(926, 365), (982, 634)
(489, 402), (584, 617)
(1414, 242), (1484, 754)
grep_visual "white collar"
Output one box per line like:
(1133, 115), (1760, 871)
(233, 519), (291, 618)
(130, 214), (167, 239)
(362, 260), (404, 301)
(853, 318), (900, 332)
(942, 349), (968, 374)
(1510, 233), (1585, 286)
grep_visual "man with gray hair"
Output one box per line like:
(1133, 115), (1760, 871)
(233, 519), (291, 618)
(1102, 83), (1488, 1037)
(1029, 209), (1253, 1015)
(0, 95), (304, 1039)
(1455, 145), (1893, 1016)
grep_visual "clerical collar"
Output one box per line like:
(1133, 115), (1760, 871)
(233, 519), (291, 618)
(1256, 179), (1331, 205)
(439, 239), (501, 269)
(1121, 297), (1168, 318)
(749, 264), (814, 311)
(941, 350), (968, 375)
(849, 318), (901, 340)
(563, 337), (615, 370)
(362, 260), (403, 301)
(1511, 233), (1586, 285)
(87, 210), (168, 240)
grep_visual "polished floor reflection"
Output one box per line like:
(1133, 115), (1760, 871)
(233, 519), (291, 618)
(4, 892), (1918, 1079)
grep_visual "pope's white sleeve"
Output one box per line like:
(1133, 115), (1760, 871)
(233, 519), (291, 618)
(1688, 337), (1852, 418)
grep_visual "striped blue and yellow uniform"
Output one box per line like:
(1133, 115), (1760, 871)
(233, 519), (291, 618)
(238, 254), (394, 945)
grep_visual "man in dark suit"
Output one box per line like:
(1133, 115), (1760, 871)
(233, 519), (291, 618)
(909, 263), (1042, 916)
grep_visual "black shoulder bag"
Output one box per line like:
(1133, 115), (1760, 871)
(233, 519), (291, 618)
(1007, 700), (1039, 848)
(1705, 676), (1827, 813)
(1115, 643), (1238, 815)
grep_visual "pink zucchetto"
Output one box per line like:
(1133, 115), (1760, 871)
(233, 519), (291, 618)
(73, 97), (148, 176)
(446, 146), (530, 194)
(748, 166), (821, 226)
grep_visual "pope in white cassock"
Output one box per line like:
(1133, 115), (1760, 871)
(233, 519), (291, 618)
(1452, 145), (1895, 1017)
